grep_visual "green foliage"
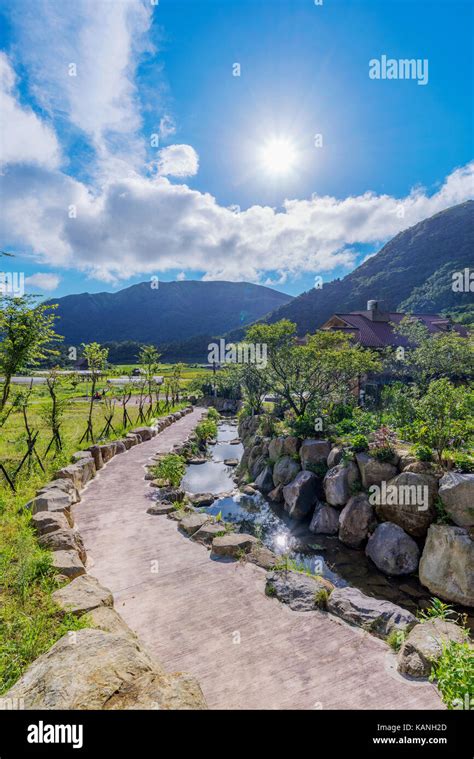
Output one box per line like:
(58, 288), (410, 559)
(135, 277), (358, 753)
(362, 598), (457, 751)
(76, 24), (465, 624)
(305, 461), (328, 478)
(332, 406), (379, 437)
(418, 597), (458, 622)
(380, 382), (418, 428)
(314, 588), (331, 608)
(434, 497), (451, 525)
(430, 641), (474, 710)
(387, 629), (406, 652)
(349, 433), (369, 453)
(450, 451), (474, 473)
(404, 379), (473, 466)
(411, 443), (433, 462)
(288, 413), (319, 438)
(195, 419), (218, 442)
(151, 453), (186, 487)
(206, 407), (220, 421)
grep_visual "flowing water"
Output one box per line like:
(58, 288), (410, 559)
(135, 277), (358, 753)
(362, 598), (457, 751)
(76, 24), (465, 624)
(181, 419), (474, 626)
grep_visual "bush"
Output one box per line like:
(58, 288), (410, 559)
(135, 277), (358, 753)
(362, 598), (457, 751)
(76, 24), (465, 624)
(349, 434), (369, 453)
(288, 413), (319, 438)
(195, 419), (218, 442)
(206, 407), (220, 421)
(451, 452), (474, 473)
(430, 641), (473, 709)
(151, 453), (186, 487)
(411, 443), (433, 462)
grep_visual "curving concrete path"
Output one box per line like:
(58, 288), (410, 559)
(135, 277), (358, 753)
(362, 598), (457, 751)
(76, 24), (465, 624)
(74, 409), (443, 710)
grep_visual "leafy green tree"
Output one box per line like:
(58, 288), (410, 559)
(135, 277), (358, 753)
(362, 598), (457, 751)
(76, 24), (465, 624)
(80, 342), (108, 442)
(407, 378), (473, 466)
(42, 368), (69, 456)
(139, 345), (161, 408)
(246, 320), (381, 419)
(0, 296), (61, 411)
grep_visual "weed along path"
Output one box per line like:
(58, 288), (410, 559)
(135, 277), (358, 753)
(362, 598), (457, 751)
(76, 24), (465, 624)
(74, 409), (443, 710)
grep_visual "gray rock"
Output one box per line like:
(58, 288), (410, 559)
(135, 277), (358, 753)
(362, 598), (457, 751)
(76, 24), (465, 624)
(327, 586), (418, 639)
(266, 570), (334, 611)
(397, 618), (468, 678)
(38, 529), (86, 563)
(419, 525), (474, 607)
(187, 492), (216, 507)
(37, 478), (80, 500)
(147, 502), (175, 515)
(246, 544), (277, 570)
(87, 445), (104, 470)
(51, 550), (86, 579)
(211, 533), (258, 558)
(299, 439), (331, 470)
(327, 446), (344, 468)
(179, 513), (210, 535)
(192, 523), (225, 545)
(255, 465), (275, 494)
(4, 628), (207, 710)
(113, 440), (127, 454)
(309, 502), (339, 535)
(323, 462), (359, 507)
(438, 473), (474, 528)
(282, 471), (320, 520)
(272, 455), (301, 487)
(31, 511), (70, 536)
(366, 522), (420, 576)
(86, 606), (137, 640)
(224, 458), (239, 467)
(98, 443), (116, 463)
(71, 450), (93, 464)
(338, 494), (376, 549)
(267, 483), (285, 503)
(54, 460), (95, 490)
(52, 574), (113, 615)
(125, 434), (140, 447)
(355, 453), (397, 488)
(374, 472), (437, 537)
(131, 427), (154, 441)
(269, 436), (300, 460)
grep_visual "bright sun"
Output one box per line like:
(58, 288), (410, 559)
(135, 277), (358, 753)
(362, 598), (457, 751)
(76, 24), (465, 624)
(260, 137), (298, 175)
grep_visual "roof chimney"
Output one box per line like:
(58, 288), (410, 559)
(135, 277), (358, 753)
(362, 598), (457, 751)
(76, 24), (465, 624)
(367, 299), (378, 312)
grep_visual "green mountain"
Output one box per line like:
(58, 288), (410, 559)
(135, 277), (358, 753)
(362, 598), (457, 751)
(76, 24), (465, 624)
(50, 280), (293, 346)
(258, 200), (474, 334)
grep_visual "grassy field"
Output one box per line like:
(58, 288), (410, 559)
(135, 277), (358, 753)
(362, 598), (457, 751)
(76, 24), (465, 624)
(0, 364), (205, 695)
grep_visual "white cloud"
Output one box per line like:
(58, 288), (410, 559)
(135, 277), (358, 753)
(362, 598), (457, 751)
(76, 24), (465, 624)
(25, 272), (61, 291)
(155, 145), (199, 177)
(0, 52), (60, 169)
(158, 115), (176, 141)
(2, 161), (472, 285)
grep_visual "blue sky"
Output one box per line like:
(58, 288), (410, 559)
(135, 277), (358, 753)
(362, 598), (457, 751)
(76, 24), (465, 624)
(0, 0), (472, 299)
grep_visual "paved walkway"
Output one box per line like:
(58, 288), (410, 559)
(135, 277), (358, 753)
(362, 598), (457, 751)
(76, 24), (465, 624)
(74, 410), (443, 710)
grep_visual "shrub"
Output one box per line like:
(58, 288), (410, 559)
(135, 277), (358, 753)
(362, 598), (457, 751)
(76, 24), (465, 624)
(387, 629), (406, 652)
(369, 425), (396, 458)
(151, 453), (186, 487)
(195, 419), (218, 442)
(418, 597), (459, 623)
(288, 413), (319, 438)
(451, 452), (474, 473)
(206, 407), (220, 421)
(430, 641), (474, 709)
(411, 443), (433, 462)
(349, 434), (369, 453)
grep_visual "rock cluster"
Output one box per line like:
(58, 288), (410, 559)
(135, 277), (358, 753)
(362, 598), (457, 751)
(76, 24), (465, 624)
(237, 419), (474, 607)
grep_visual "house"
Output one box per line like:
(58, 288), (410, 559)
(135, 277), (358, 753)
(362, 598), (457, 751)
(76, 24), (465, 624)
(321, 300), (467, 349)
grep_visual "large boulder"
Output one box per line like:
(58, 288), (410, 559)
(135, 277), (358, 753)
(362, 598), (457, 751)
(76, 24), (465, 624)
(54, 461), (95, 490)
(438, 473), (474, 528)
(266, 570), (334, 611)
(397, 619), (468, 678)
(268, 436), (301, 460)
(211, 533), (258, 558)
(309, 502), (339, 535)
(25, 492), (74, 525)
(374, 472), (437, 537)
(272, 456), (301, 487)
(98, 443), (116, 463)
(131, 427), (154, 442)
(366, 522), (420, 576)
(419, 525), (474, 607)
(338, 494), (376, 549)
(355, 453), (397, 488)
(282, 471), (320, 520)
(192, 523), (226, 546)
(327, 446), (344, 468)
(87, 445), (104, 470)
(254, 465), (275, 495)
(299, 439), (331, 470)
(52, 575), (113, 616)
(247, 440), (270, 480)
(327, 587), (418, 639)
(323, 462), (359, 507)
(4, 629), (207, 710)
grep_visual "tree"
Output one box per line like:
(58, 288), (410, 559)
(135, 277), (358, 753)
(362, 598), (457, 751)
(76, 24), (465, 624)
(80, 342), (108, 443)
(0, 295), (61, 411)
(42, 368), (69, 456)
(408, 378), (473, 466)
(139, 345), (161, 415)
(231, 359), (270, 415)
(392, 316), (474, 385)
(246, 320), (381, 420)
